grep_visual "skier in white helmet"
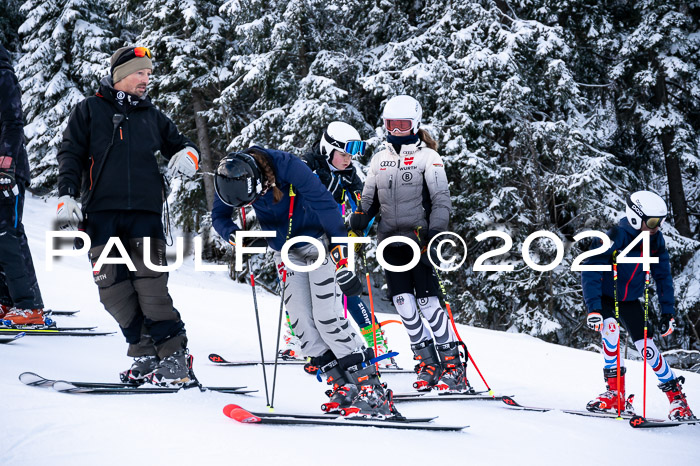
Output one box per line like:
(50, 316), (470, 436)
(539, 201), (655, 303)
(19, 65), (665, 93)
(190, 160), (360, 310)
(350, 95), (471, 394)
(289, 122), (397, 371)
(581, 190), (695, 421)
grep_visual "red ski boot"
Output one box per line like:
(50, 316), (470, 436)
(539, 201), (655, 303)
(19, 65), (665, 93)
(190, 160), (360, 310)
(587, 367), (634, 414)
(659, 376), (696, 421)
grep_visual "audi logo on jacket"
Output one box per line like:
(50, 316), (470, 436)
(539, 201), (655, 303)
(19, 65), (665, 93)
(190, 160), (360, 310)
(361, 140), (451, 243)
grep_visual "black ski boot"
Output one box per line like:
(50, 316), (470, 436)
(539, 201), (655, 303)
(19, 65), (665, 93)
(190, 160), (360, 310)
(341, 363), (401, 419)
(435, 341), (474, 393)
(314, 351), (357, 413)
(411, 339), (441, 391)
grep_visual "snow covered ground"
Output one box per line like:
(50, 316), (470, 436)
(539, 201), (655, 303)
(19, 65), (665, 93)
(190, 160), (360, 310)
(2, 194), (699, 466)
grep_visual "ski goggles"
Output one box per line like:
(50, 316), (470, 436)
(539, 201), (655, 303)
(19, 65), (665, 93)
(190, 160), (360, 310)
(384, 118), (415, 133)
(343, 140), (366, 157)
(644, 216), (665, 229)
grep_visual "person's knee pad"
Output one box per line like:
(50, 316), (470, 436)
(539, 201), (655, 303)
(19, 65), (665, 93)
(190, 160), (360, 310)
(97, 280), (140, 328)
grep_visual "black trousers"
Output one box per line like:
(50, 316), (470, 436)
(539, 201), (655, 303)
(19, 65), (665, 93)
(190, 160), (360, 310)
(85, 210), (186, 358)
(600, 295), (655, 341)
(0, 184), (43, 309)
(382, 244), (441, 299)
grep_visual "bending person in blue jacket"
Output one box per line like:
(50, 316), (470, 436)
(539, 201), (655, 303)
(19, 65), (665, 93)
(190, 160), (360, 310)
(211, 148), (400, 418)
(300, 121), (396, 369)
(582, 190), (694, 421)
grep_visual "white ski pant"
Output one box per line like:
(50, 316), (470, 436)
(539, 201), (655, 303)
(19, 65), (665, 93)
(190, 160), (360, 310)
(273, 244), (363, 359)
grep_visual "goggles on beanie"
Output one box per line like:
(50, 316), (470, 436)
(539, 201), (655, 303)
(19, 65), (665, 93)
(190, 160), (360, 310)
(112, 47), (153, 70)
(384, 118), (415, 133)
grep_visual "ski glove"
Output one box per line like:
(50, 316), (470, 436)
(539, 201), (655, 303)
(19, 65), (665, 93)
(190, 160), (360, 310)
(0, 171), (19, 199)
(420, 229), (443, 268)
(330, 245), (362, 296)
(586, 311), (604, 332)
(56, 195), (83, 231)
(660, 314), (676, 338)
(349, 210), (370, 232)
(168, 146), (199, 178)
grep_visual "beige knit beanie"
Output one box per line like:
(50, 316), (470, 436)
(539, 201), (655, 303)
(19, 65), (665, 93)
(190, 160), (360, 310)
(110, 46), (153, 83)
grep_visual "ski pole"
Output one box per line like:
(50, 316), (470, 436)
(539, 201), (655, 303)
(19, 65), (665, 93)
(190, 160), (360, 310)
(269, 185), (296, 409)
(360, 249), (379, 367)
(269, 267), (288, 410)
(240, 207), (270, 407)
(643, 267), (650, 418)
(613, 251), (622, 419)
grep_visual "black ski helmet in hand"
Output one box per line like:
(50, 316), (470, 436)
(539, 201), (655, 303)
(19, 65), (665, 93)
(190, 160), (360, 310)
(215, 152), (264, 207)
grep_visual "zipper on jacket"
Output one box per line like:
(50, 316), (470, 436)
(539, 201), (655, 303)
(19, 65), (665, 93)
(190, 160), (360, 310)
(119, 127), (123, 140)
(125, 116), (131, 209)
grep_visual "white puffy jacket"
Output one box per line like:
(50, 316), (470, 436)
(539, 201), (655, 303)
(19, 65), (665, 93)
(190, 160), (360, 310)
(361, 139), (451, 244)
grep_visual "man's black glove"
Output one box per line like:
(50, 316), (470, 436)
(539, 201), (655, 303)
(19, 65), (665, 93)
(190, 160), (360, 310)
(349, 210), (370, 232)
(0, 171), (19, 199)
(660, 314), (676, 338)
(330, 245), (362, 296)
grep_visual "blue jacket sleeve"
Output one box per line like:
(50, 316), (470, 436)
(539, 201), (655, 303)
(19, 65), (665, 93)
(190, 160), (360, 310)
(581, 227), (620, 312)
(211, 193), (239, 241)
(281, 155), (347, 247)
(650, 234), (675, 315)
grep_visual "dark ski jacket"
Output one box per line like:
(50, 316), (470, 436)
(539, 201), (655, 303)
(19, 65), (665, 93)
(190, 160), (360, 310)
(57, 77), (195, 214)
(581, 217), (674, 316)
(300, 143), (363, 210)
(0, 44), (30, 185)
(211, 147), (347, 251)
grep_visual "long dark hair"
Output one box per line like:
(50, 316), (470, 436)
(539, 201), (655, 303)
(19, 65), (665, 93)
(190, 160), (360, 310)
(418, 128), (438, 151)
(247, 148), (284, 203)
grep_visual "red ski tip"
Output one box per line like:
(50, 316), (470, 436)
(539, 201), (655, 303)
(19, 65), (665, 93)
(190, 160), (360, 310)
(209, 353), (224, 363)
(224, 406), (262, 424)
(223, 404), (241, 417)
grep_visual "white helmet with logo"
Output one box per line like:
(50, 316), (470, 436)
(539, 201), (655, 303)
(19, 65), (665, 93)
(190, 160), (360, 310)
(625, 190), (668, 230)
(382, 95), (422, 135)
(320, 121), (362, 161)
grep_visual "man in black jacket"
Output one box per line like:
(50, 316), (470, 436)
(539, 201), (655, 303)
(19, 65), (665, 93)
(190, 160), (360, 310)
(0, 43), (45, 325)
(56, 46), (200, 387)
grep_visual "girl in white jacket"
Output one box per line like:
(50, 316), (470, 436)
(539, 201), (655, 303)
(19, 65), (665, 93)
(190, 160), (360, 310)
(350, 95), (470, 393)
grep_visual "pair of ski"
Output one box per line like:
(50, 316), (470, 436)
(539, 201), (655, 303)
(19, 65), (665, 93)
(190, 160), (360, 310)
(223, 388), (510, 431)
(223, 403), (468, 431)
(208, 353), (415, 374)
(501, 396), (698, 429)
(19, 372), (257, 395)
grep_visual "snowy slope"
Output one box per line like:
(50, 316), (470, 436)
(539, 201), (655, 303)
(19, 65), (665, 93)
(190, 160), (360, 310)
(2, 194), (699, 466)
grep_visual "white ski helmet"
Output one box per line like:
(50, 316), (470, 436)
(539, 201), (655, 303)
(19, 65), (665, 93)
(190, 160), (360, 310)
(625, 190), (668, 230)
(320, 121), (364, 161)
(382, 95), (422, 135)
